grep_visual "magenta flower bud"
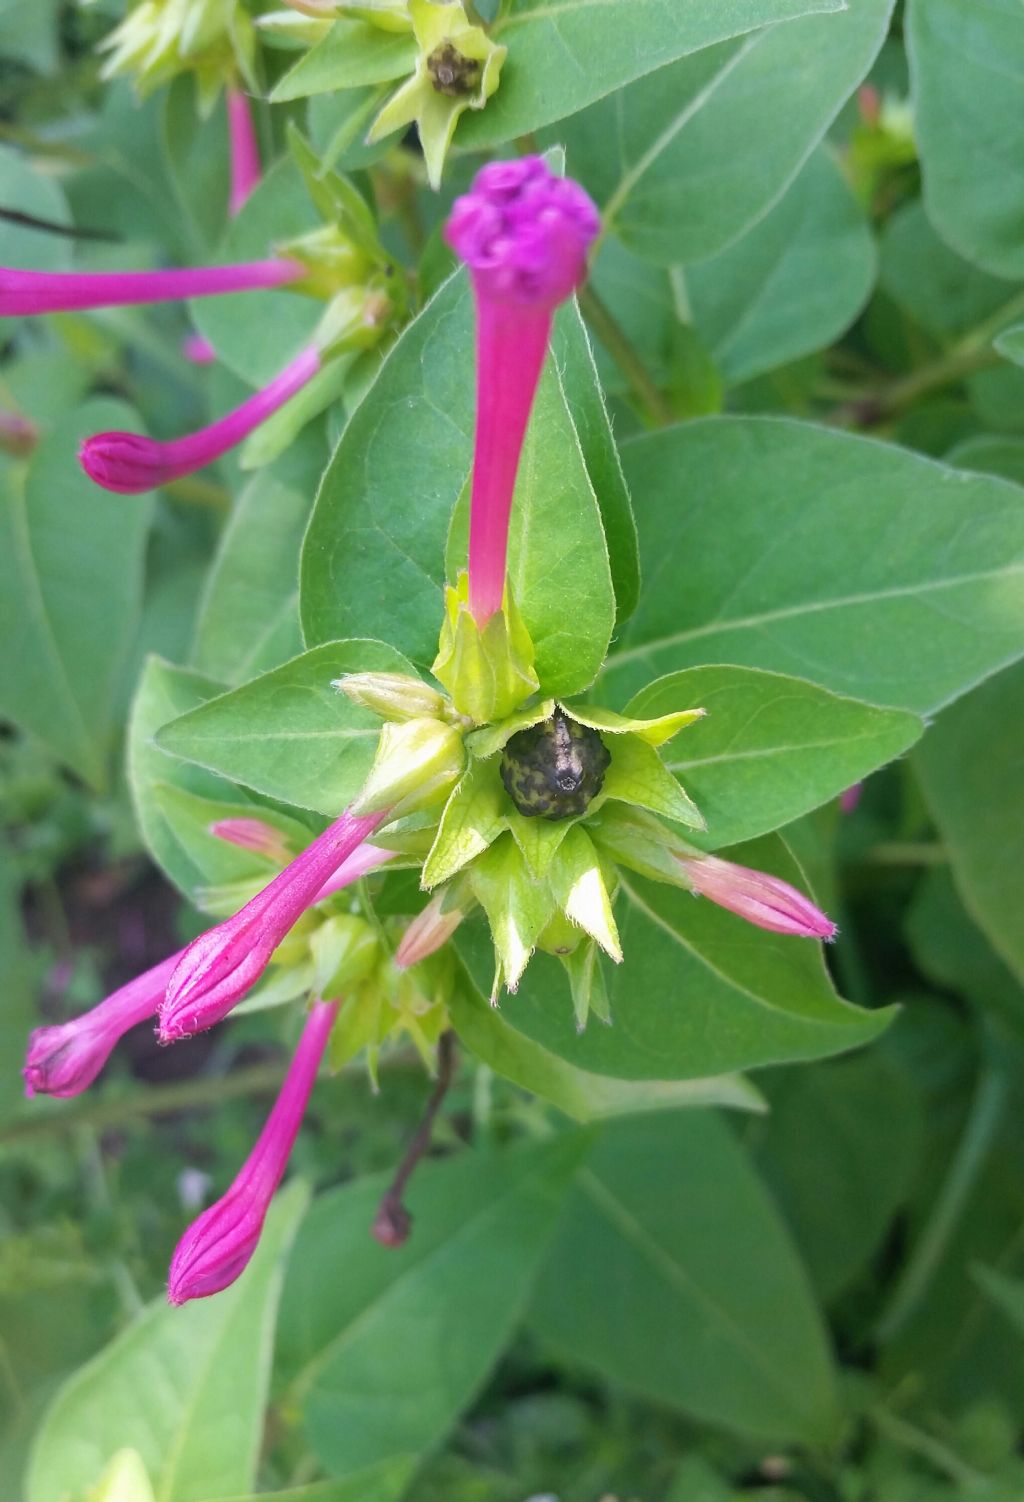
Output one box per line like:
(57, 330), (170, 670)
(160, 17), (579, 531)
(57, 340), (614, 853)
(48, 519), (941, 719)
(182, 332), (217, 365)
(79, 346), (321, 494)
(444, 157), (600, 623)
(159, 809), (385, 1041)
(209, 817), (294, 865)
(840, 782), (864, 814)
(0, 258), (305, 318)
(394, 890), (466, 969)
(23, 950), (183, 1099)
(226, 87), (261, 218)
(678, 854), (837, 940)
(168, 998), (338, 1305)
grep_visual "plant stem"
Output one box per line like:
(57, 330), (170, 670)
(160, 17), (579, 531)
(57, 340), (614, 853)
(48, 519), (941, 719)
(863, 841), (948, 866)
(163, 474), (231, 511)
(869, 1407), (984, 1488)
(372, 1030), (457, 1247)
(577, 284), (675, 426)
(875, 1063), (1007, 1344)
(0, 1062), (290, 1147)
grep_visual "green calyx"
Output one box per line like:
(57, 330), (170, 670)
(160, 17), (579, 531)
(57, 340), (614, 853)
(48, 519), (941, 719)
(432, 573), (540, 727)
(366, 0), (506, 188)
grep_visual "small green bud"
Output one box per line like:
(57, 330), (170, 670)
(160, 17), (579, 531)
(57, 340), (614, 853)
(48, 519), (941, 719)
(432, 573), (539, 726)
(353, 716), (465, 817)
(335, 670), (448, 723)
(314, 285), (394, 358)
(310, 914), (380, 998)
(500, 707), (610, 822)
(278, 223), (373, 300)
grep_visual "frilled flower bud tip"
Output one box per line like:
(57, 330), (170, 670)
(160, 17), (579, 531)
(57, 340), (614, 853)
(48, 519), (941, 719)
(445, 157), (599, 311)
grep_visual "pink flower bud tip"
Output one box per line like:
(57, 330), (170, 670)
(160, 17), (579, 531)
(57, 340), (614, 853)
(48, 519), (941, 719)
(209, 817), (293, 865)
(445, 156), (599, 311)
(840, 782), (863, 814)
(681, 854), (837, 941)
(159, 809), (385, 1041)
(23, 951), (182, 1099)
(79, 346), (321, 494)
(227, 87), (261, 218)
(394, 891), (465, 969)
(168, 999), (337, 1304)
(182, 333), (217, 365)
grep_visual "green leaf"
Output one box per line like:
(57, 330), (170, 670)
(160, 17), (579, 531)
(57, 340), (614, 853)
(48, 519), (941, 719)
(0, 401), (153, 790)
(450, 960), (764, 1121)
(271, 18), (416, 101)
(457, 0), (844, 150)
(301, 273), (615, 698)
(908, 0), (1024, 280)
(754, 1051), (924, 1302)
(527, 1112), (841, 1446)
(213, 1466), (412, 1502)
(880, 199), (1022, 341)
(914, 662), (1024, 986)
(192, 472), (310, 686)
(459, 834), (892, 1080)
(949, 435), (1024, 488)
(128, 655), (256, 900)
(156, 641), (418, 816)
(0, 142), (71, 270)
(551, 299), (640, 622)
(995, 321), (1024, 367)
(191, 157), (322, 388)
(276, 1137), (587, 1479)
(684, 147), (877, 385)
(626, 665), (923, 850)
(0, 859), (34, 1125)
(973, 1266), (1024, 1341)
(906, 869), (1024, 1034)
(603, 417), (1024, 714)
(161, 79), (230, 257)
(26, 1182), (308, 1502)
(597, 733), (705, 830)
(556, 0), (891, 265)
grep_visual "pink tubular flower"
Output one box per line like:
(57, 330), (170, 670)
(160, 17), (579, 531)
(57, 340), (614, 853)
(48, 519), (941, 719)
(0, 258), (304, 318)
(182, 332), (217, 365)
(79, 346), (321, 494)
(679, 854), (837, 940)
(23, 951), (184, 1099)
(227, 87), (262, 217)
(160, 809), (385, 1042)
(168, 998), (338, 1305)
(210, 816), (396, 894)
(444, 157), (599, 623)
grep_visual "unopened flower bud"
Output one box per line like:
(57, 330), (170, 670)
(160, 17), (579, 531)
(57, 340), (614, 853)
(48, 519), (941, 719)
(678, 854), (837, 940)
(395, 889), (468, 969)
(335, 671), (447, 723)
(209, 817), (294, 864)
(168, 1000), (337, 1304)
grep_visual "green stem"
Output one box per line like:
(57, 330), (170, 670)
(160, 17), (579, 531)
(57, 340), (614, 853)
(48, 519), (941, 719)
(875, 1064), (1007, 1344)
(863, 841), (948, 866)
(0, 1063), (289, 1148)
(869, 1407), (985, 1488)
(577, 284), (675, 427)
(163, 475), (231, 511)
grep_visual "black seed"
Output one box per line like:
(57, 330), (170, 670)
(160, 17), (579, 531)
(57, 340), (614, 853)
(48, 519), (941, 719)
(427, 43), (482, 97)
(500, 708), (611, 822)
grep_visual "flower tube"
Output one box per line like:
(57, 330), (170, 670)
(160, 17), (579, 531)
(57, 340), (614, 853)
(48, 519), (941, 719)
(160, 809), (386, 1041)
(0, 258), (304, 318)
(167, 998), (338, 1304)
(210, 815), (397, 894)
(23, 951), (184, 1099)
(227, 86), (261, 216)
(79, 346), (321, 493)
(678, 854), (837, 940)
(444, 156), (599, 622)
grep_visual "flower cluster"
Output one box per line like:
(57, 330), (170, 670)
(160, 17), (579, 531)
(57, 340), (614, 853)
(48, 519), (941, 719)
(21, 157), (834, 1308)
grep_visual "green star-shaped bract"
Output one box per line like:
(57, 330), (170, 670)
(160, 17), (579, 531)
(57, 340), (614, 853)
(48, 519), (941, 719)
(367, 0), (506, 188)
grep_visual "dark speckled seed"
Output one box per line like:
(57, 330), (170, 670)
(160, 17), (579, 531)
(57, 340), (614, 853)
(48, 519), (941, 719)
(500, 708), (610, 821)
